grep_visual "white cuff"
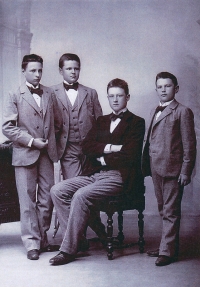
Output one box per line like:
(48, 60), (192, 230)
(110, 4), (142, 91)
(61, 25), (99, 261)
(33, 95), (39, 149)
(99, 156), (106, 166)
(28, 138), (34, 147)
(104, 144), (112, 154)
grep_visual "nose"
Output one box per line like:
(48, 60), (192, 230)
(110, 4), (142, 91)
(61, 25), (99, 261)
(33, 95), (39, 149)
(35, 71), (40, 77)
(113, 95), (118, 102)
(162, 86), (166, 92)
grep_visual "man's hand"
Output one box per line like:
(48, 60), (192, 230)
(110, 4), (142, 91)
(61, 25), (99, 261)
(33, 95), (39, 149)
(178, 174), (191, 186)
(32, 138), (48, 149)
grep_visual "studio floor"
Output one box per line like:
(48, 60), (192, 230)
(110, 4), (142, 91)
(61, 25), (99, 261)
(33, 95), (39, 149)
(0, 212), (200, 287)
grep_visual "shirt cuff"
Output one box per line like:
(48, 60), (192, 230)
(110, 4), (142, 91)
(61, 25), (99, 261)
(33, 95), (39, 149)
(28, 138), (34, 147)
(99, 156), (106, 166)
(104, 144), (112, 153)
(111, 145), (122, 152)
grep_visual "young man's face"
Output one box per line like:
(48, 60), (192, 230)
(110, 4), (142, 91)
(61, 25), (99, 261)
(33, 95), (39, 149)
(156, 78), (179, 104)
(22, 62), (43, 87)
(107, 87), (130, 113)
(59, 60), (80, 84)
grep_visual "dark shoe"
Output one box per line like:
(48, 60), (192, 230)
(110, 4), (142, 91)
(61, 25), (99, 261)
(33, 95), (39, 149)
(49, 252), (75, 266)
(78, 238), (90, 252)
(147, 249), (159, 257)
(27, 249), (39, 260)
(40, 244), (60, 252)
(155, 255), (175, 266)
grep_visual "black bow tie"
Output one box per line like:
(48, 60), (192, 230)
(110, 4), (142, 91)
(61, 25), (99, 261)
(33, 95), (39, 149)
(110, 112), (124, 121)
(155, 105), (167, 113)
(63, 82), (78, 91)
(28, 86), (43, 97)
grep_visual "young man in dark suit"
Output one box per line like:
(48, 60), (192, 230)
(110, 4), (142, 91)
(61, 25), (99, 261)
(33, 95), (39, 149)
(51, 53), (102, 180)
(142, 72), (196, 266)
(2, 54), (62, 260)
(49, 78), (145, 265)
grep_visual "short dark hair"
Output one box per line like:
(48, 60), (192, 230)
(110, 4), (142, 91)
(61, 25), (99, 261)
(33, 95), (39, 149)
(156, 72), (178, 86)
(107, 78), (129, 95)
(59, 53), (81, 68)
(22, 54), (43, 70)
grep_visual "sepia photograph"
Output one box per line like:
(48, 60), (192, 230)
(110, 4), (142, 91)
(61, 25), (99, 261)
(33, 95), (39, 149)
(0, 0), (200, 286)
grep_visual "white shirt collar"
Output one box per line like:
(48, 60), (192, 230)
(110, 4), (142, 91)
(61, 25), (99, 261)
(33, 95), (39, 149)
(63, 80), (77, 86)
(26, 81), (39, 89)
(159, 99), (174, 107)
(112, 107), (127, 115)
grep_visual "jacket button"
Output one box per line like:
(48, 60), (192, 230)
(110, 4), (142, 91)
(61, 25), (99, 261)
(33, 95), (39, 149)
(37, 126), (39, 129)
(34, 113), (37, 116)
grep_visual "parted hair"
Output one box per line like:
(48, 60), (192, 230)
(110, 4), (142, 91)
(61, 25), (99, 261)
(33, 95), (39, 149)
(22, 54), (43, 70)
(59, 53), (81, 68)
(107, 78), (129, 95)
(156, 72), (178, 86)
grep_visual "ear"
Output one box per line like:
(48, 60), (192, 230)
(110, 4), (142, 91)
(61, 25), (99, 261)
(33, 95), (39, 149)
(59, 68), (63, 76)
(126, 94), (130, 101)
(175, 85), (179, 93)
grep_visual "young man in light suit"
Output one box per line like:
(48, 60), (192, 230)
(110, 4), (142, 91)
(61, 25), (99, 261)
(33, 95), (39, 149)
(51, 53), (103, 180)
(142, 72), (196, 266)
(2, 54), (62, 260)
(49, 78), (145, 265)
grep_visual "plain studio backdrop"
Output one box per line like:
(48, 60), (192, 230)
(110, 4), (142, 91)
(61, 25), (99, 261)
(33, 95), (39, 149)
(0, 0), (200, 220)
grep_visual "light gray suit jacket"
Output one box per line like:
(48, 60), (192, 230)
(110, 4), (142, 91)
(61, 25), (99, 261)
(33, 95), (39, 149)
(2, 83), (62, 166)
(51, 83), (102, 160)
(142, 99), (196, 178)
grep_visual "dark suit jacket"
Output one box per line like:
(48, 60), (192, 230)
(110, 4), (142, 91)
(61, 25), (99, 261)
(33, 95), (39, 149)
(81, 110), (145, 199)
(2, 83), (62, 166)
(142, 99), (196, 178)
(51, 83), (102, 159)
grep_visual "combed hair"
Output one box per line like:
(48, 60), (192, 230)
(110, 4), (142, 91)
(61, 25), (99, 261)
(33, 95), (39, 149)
(22, 54), (43, 69)
(107, 78), (129, 95)
(59, 53), (81, 68)
(156, 72), (178, 86)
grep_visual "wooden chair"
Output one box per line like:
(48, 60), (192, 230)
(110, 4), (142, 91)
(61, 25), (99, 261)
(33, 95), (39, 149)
(98, 184), (145, 260)
(0, 141), (20, 224)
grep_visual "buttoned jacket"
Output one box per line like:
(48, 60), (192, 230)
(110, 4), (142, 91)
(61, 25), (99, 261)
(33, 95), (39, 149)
(51, 83), (102, 159)
(2, 83), (62, 166)
(142, 99), (196, 178)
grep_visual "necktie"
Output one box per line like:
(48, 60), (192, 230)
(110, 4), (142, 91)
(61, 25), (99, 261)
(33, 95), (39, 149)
(155, 105), (167, 113)
(110, 112), (124, 121)
(63, 82), (78, 91)
(28, 86), (43, 97)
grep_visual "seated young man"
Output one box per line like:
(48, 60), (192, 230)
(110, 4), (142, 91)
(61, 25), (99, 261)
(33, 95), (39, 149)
(49, 78), (145, 265)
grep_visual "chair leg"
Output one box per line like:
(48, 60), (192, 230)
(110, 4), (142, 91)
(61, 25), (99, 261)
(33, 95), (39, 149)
(117, 211), (124, 244)
(106, 211), (114, 260)
(138, 209), (145, 253)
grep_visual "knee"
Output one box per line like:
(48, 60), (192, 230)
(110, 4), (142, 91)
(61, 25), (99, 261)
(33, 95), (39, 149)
(50, 183), (59, 199)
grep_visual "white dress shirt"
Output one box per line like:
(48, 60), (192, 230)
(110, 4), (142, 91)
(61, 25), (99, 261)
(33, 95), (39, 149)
(99, 108), (127, 166)
(155, 99), (174, 120)
(64, 80), (78, 106)
(26, 81), (41, 108)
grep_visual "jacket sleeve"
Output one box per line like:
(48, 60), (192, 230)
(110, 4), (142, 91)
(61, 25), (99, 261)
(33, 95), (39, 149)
(104, 118), (145, 169)
(82, 116), (145, 169)
(51, 91), (63, 136)
(179, 107), (196, 176)
(2, 91), (32, 146)
(91, 89), (103, 120)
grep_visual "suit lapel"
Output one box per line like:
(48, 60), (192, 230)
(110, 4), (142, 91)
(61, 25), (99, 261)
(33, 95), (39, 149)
(152, 100), (179, 128)
(78, 84), (87, 111)
(54, 83), (69, 111)
(110, 111), (132, 141)
(41, 85), (50, 118)
(20, 83), (41, 114)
